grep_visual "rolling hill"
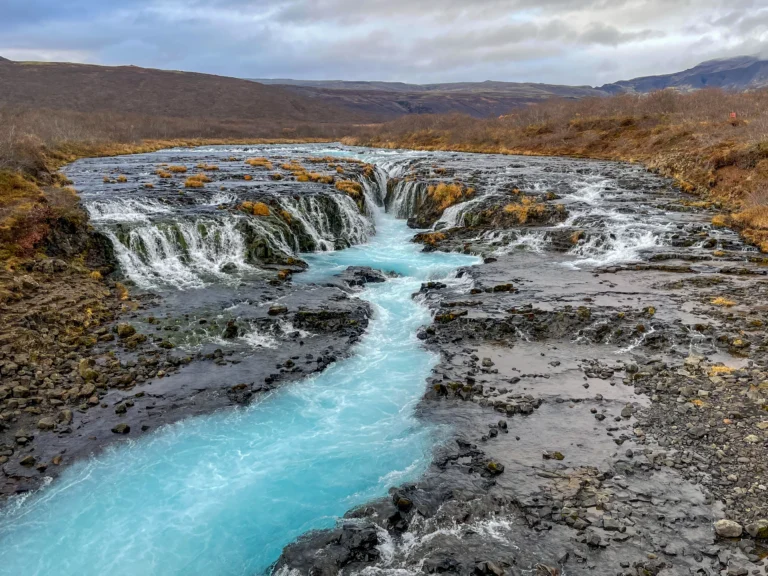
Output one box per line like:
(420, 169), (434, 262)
(0, 59), (368, 126)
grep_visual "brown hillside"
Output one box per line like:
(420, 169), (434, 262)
(0, 59), (369, 124)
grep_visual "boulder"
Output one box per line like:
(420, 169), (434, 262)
(268, 305), (288, 316)
(116, 323), (136, 339)
(745, 519), (768, 540)
(222, 320), (239, 340)
(19, 455), (36, 467)
(111, 423), (130, 435)
(714, 519), (742, 538)
(58, 409), (73, 424)
(37, 417), (55, 431)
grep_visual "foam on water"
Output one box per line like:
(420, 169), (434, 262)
(0, 212), (478, 576)
(87, 198), (172, 223)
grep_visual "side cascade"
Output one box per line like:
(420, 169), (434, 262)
(92, 166), (389, 289)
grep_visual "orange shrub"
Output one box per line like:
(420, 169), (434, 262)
(335, 180), (363, 197)
(240, 201), (270, 216)
(184, 173), (211, 188)
(427, 182), (474, 211)
(245, 157), (273, 169)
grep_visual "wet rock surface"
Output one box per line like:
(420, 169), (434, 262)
(0, 262), (371, 496)
(276, 153), (768, 575)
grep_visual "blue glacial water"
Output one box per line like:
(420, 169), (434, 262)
(0, 211), (478, 576)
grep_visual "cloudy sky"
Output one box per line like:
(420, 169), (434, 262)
(2, 0), (767, 85)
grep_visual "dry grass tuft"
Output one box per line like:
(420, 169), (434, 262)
(155, 169), (173, 178)
(243, 174), (253, 181)
(184, 173), (211, 188)
(245, 157), (273, 170)
(427, 182), (474, 211)
(168, 165), (188, 173)
(307, 172), (334, 184)
(711, 296), (736, 307)
(420, 232), (446, 246)
(241, 201), (270, 216)
(116, 175), (127, 183)
(503, 196), (545, 224)
(709, 365), (734, 376)
(335, 180), (363, 197)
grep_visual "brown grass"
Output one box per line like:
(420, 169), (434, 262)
(345, 89), (768, 250)
(335, 180), (364, 197)
(307, 172), (335, 184)
(168, 165), (187, 173)
(245, 157), (273, 169)
(184, 173), (212, 188)
(420, 232), (446, 246)
(503, 196), (545, 224)
(240, 201), (270, 216)
(427, 182), (475, 211)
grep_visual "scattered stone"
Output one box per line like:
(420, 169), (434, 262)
(714, 519), (743, 538)
(36, 417), (55, 431)
(111, 424), (130, 435)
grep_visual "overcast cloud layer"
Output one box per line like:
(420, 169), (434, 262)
(2, 0), (767, 85)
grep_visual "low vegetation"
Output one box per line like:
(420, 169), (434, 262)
(184, 174), (212, 188)
(240, 201), (271, 216)
(427, 182), (474, 211)
(335, 180), (363, 197)
(503, 196), (546, 224)
(345, 89), (768, 250)
(245, 157), (273, 170)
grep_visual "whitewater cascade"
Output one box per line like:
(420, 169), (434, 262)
(89, 173), (383, 290)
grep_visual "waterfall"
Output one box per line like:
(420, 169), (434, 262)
(386, 179), (426, 218)
(82, 151), (425, 290)
(107, 217), (250, 289)
(276, 194), (373, 252)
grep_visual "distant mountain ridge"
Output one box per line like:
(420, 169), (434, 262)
(600, 56), (768, 93)
(256, 56), (768, 119)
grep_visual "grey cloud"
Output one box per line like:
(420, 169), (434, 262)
(0, 0), (765, 85)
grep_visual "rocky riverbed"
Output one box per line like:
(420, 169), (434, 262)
(1, 144), (766, 575)
(275, 152), (768, 576)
